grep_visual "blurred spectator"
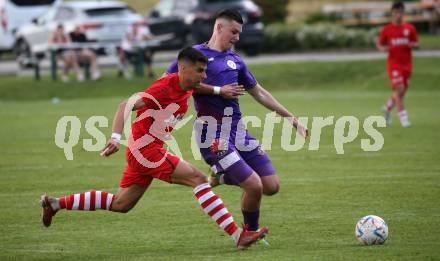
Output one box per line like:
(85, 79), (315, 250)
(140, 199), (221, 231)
(69, 26), (101, 81)
(49, 24), (83, 82)
(118, 23), (155, 79)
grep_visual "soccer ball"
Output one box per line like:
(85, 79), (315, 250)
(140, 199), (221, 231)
(355, 215), (388, 245)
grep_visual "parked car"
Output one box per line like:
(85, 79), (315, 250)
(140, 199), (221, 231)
(0, 0), (60, 57)
(145, 0), (264, 56)
(14, 0), (144, 66)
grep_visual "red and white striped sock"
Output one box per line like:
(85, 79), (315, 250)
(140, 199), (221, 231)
(57, 191), (115, 211)
(385, 96), (395, 112)
(193, 183), (241, 241)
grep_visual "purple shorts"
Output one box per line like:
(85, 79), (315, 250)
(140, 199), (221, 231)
(195, 121), (276, 185)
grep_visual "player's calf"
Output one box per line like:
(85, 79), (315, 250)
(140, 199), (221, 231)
(109, 199), (135, 213)
(382, 106), (392, 126)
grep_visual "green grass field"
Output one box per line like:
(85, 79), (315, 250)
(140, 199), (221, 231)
(1, 58), (439, 260)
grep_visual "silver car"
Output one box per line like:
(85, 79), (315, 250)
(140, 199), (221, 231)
(14, 0), (143, 65)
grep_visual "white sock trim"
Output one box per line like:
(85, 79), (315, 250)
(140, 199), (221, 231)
(198, 191), (215, 205)
(232, 228), (242, 243)
(72, 194), (80, 210)
(398, 110), (408, 117)
(219, 216), (234, 229)
(204, 198), (222, 213)
(84, 192), (91, 210)
(212, 207), (228, 221)
(193, 183), (211, 194)
(106, 193), (113, 210)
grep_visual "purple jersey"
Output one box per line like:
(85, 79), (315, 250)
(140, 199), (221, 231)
(167, 44), (257, 123)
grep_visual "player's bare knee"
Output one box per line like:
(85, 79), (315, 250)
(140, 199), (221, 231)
(263, 183), (280, 196)
(242, 175), (263, 195)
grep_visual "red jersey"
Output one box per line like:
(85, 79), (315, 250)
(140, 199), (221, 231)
(379, 22), (418, 70)
(130, 73), (193, 150)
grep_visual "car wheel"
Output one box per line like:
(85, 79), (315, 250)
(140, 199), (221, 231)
(14, 39), (33, 68)
(243, 45), (261, 56)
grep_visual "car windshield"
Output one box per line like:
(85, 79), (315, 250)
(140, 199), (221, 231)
(204, 0), (241, 3)
(10, 0), (56, 5)
(85, 7), (135, 17)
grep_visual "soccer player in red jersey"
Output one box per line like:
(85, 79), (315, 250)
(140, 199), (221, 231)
(40, 47), (267, 250)
(376, 1), (419, 127)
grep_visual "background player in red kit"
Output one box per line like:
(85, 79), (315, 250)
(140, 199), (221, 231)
(376, 1), (418, 127)
(40, 47), (267, 250)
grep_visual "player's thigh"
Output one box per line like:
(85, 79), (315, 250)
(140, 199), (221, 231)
(239, 171), (263, 194)
(388, 68), (405, 90)
(203, 146), (255, 186)
(170, 160), (207, 187)
(239, 134), (279, 195)
(196, 123), (258, 186)
(403, 69), (412, 92)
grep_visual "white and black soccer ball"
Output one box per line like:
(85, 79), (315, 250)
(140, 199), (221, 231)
(355, 215), (388, 245)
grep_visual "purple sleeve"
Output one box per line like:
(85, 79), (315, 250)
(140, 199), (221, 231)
(166, 59), (178, 74)
(239, 60), (257, 90)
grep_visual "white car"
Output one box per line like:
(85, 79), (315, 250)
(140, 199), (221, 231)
(14, 0), (144, 65)
(0, 0), (60, 56)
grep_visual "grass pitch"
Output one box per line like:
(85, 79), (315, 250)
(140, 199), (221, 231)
(0, 58), (439, 260)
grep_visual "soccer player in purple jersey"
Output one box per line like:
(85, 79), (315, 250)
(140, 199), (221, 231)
(166, 9), (309, 239)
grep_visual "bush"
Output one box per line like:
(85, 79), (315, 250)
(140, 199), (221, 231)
(305, 12), (338, 24)
(254, 0), (289, 24)
(262, 23), (378, 52)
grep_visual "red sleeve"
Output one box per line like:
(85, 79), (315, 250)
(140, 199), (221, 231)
(379, 26), (388, 45)
(409, 24), (418, 43)
(141, 82), (164, 110)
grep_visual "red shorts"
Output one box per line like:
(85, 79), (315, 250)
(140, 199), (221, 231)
(387, 67), (412, 89)
(120, 147), (181, 188)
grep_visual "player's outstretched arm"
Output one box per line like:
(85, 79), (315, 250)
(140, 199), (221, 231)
(101, 93), (147, 157)
(409, 41), (419, 49)
(247, 83), (309, 138)
(161, 70), (245, 99)
(375, 37), (388, 52)
(195, 83), (245, 99)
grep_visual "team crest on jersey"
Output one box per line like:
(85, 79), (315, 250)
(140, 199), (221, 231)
(404, 29), (410, 36)
(210, 138), (228, 156)
(227, 60), (237, 70)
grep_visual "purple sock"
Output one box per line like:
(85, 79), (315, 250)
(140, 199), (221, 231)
(242, 209), (260, 231)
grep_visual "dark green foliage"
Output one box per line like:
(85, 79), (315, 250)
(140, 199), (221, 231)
(262, 23), (378, 52)
(254, 0), (289, 24)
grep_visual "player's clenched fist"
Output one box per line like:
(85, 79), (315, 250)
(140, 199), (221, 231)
(290, 117), (309, 138)
(100, 139), (119, 157)
(296, 122), (309, 138)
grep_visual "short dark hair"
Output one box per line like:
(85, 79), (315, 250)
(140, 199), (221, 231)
(391, 1), (405, 11)
(215, 9), (243, 24)
(177, 47), (208, 64)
